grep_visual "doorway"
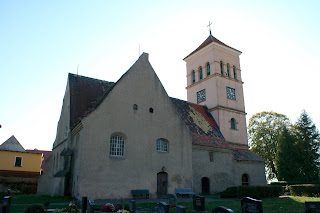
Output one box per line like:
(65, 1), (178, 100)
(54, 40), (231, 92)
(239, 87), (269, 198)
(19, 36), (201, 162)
(201, 177), (210, 195)
(157, 172), (168, 197)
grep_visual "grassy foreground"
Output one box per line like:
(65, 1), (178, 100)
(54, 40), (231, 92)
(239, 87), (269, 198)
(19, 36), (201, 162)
(5, 194), (320, 213)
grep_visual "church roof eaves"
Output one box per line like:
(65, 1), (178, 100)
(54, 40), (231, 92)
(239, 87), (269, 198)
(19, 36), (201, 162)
(183, 35), (242, 61)
(233, 147), (265, 162)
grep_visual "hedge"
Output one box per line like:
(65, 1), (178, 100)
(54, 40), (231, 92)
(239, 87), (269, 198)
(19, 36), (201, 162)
(288, 184), (320, 197)
(220, 186), (283, 199)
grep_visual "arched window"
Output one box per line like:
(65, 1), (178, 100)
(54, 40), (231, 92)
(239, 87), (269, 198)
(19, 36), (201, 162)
(233, 66), (237, 79)
(110, 135), (125, 157)
(156, 138), (168, 152)
(227, 63), (230, 77)
(242, 174), (249, 185)
(192, 70), (195, 83)
(206, 63), (210, 76)
(231, 118), (236, 130)
(199, 67), (203, 80)
(149, 108), (153, 113)
(220, 61), (224, 75)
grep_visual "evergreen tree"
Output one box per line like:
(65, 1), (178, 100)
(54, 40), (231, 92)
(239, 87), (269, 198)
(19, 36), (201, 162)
(275, 127), (298, 181)
(293, 110), (320, 182)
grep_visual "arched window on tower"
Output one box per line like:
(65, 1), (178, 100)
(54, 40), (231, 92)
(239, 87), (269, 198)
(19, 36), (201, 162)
(199, 67), (203, 80)
(227, 63), (230, 77)
(206, 62), (210, 76)
(233, 66), (237, 79)
(192, 70), (195, 84)
(220, 61), (224, 75)
(231, 118), (236, 130)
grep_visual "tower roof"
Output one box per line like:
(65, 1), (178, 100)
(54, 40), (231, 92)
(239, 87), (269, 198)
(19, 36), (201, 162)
(183, 34), (242, 60)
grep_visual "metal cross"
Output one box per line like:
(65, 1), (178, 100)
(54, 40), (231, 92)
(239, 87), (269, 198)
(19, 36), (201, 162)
(207, 21), (212, 35)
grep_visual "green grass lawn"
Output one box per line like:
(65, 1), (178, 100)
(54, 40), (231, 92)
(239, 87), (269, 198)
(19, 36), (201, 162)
(5, 194), (320, 213)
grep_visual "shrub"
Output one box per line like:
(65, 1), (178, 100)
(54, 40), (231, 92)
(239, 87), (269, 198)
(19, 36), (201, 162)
(220, 187), (238, 198)
(289, 184), (320, 196)
(237, 186), (283, 199)
(25, 204), (44, 213)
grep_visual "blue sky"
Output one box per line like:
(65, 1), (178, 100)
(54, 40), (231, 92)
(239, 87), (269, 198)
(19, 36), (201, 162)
(1, 0), (319, 150)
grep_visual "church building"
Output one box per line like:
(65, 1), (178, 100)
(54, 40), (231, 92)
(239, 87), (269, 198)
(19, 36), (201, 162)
(37, 33), (266, 199)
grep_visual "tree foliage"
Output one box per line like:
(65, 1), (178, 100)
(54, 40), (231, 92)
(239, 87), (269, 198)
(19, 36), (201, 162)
(275, 127), (298, 181)
(248, 111), (290, 180)
(249, 110), (320, 182)
(292, 110), (320, 182)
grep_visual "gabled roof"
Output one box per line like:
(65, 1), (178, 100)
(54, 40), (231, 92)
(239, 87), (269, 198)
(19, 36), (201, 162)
(183, 34), (242, 60)
(171, 98), (231, 149)
(0, 135), (25, 152)
(69, 73), (115, 129)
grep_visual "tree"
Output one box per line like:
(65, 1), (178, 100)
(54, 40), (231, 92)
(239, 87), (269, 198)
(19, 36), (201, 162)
(275, 127), (299, 181)
(292, 110), (320, 182)
(248, 111), (291, 180)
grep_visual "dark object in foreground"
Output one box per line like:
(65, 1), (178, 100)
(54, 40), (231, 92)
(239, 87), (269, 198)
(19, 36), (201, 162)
(241, 197), (263, 213)
(211, 206), (235, 213)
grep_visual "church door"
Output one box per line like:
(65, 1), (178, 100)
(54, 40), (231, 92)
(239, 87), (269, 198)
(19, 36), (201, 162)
(157, 172), (168, 197)
(201, 177), (210, 195)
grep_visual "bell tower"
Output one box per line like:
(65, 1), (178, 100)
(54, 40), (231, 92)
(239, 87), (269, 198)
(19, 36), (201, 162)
(184, 33), (248, 147)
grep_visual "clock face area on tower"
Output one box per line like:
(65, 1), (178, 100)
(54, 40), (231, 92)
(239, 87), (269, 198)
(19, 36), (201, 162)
(226, 87), (236, 100)
(197, 89), (206, 104)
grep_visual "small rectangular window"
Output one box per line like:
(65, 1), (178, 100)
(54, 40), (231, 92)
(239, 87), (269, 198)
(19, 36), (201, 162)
(15, 156), (22, 167)
(209, 152), (214, 162)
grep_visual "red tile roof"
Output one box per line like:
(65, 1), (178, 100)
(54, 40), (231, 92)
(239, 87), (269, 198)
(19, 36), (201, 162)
(183, 34), (241, 60)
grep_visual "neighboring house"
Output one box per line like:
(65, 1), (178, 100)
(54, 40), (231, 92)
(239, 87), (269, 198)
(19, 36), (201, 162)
(0, 136), (43, 193)
(38, 33), (266, 199)
(26, 149), (52, 172)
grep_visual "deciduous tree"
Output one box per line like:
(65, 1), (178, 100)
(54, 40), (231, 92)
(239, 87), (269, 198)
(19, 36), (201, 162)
(248, 111), (291, 180)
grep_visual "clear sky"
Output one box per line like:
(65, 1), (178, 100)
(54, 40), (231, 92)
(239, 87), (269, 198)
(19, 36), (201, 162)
(1, 0), (319, 150)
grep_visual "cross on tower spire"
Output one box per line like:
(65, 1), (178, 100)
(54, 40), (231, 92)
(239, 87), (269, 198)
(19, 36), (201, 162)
(207, 21), (212, 35)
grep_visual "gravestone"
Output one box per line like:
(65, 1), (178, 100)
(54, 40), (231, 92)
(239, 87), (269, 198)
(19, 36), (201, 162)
(82, 196), (87, 213)
(167, 194), (177, 207)
(305, 202), (320, 213)
(2, 196), (11, 213)
(241, 197), (263, 213)
(175, 205), (186, 213)
(193, 195), (205, 211)
(158, 201), (169, 213)
(129, 200), (136, 213)
(88, 200), (95, 213)
(212, 206), (235, 213)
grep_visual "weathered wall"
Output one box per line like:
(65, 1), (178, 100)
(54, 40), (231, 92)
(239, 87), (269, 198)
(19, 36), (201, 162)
(234, 161), (266, 186)
(77, 54), (193, 199)
(192, 145), (235, 194)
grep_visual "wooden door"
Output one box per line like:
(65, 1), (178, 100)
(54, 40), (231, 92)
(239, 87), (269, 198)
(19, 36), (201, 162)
(157, 172), (168, 197)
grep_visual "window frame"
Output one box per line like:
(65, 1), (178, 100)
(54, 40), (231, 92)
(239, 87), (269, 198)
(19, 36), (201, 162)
(227, 63), (230, 77)
(192, 70), (195, 83)
(14, 156), (23, 167)
(206, 62), (210, 76)
(156, 138), (169, 153)
(199, 67), (203, 80)
(233, 66), (237, 79)
(231, 118), (236, 130)
(220, 61), (224, 75)
(110, 135), (125, 157)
